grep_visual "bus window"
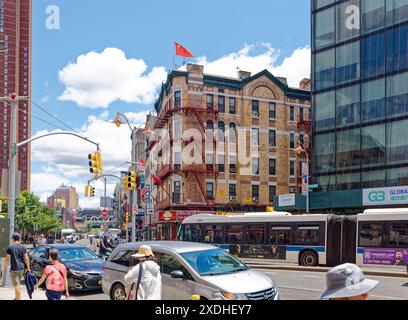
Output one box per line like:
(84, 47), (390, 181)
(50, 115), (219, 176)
(270, 226), (291, 245)
(296, 225), (320, 243)
(246, 224), (264, 244)
(203, 224), (223, 243)
(225, 225), (243, 244)
(359, 223), (382, 247)
(388, 223), (408, 248)
(180, 224), (202, 242)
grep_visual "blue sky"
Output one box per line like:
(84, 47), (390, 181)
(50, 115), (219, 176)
(30, 0), (311, 207)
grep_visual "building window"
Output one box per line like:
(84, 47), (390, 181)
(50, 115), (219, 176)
(362, 0), (385, 34)
(362, 78), (386, 122)
(173, 118), (182, 139)
(314, 6), (335, 49)
(252, 157), (259, 175)
(336, 128), (361, 170)
(336, 85), (360, 127)
(206, 182), (214, 199)
(269, 159), (276, 176)
(290, 106), (295, 121)
(252, 128), (259, 146)
(290, 161), (295, 177)
(336, 41), (360, 84)
(362, 32), (386, 79)
(218, 121), (225, 143)
(314, 49), (335, 90)
(386, 0), (408, 25)
(361, 124), (386, 168)
(206, 120), (214, 142)
(299, 132), (305, 146)
(314, 91), (335, 131)
(229, 123), (236, 144)
(269, 186), (276, 203)
(206, 153), (214, 170)
(218, 96), (225, 113)
(386, 24), (408, 73)
(229, 155), (237, 173)
(229, 97), (236, 114)
(207, 94), (214, 110)
(217, 154), (225, 173)
(269, 102), (276, 119)
(252, 185), (260, 198)
(290, 130), (295, 149)
(229, 184), (237, 197)
(387, 72), (408, 118)
(269, 130), (276, 147)
(174, 91), (181, 108)
(300, 107), (305, 121)
(252, 100), (259, 117)
(336, 0), (360, 42)
(388, 120), (408, 165)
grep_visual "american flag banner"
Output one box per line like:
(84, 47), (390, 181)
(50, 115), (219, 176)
(140, 186), (147, 202)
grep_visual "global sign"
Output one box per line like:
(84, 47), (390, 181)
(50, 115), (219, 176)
(363, 186), (408, 206)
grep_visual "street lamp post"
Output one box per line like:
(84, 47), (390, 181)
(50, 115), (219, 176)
(112, 113), (145, 243)
(296, 142), (310, 214)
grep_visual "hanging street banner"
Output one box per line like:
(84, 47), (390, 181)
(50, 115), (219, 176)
(301, 162), (309, 196)
(145, 184), (151, 208)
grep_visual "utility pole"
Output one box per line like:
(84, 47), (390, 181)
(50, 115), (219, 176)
(0, 93), (26, 246)
(130, 129), (137, 243)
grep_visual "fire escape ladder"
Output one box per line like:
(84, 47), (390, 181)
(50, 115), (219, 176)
(193, 110), (206, 132)
(193, 172), (209, 205)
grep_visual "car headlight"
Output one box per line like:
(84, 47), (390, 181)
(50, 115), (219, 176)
(69, 270), (87, 277)
(220, 292), (247, 300)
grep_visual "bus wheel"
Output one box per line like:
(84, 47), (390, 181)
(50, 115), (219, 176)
(300, 251), (318, 267)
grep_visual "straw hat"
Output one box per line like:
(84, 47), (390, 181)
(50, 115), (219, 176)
(132, 245), (154, 258)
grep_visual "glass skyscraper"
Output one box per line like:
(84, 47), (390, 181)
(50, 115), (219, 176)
(312, 0), (408, 203)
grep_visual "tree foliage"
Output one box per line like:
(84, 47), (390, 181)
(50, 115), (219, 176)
(13, 191), (62, 234)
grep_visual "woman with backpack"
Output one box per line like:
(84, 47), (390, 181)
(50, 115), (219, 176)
(34, 249), (69, 300)
(124, 245), (162, 300)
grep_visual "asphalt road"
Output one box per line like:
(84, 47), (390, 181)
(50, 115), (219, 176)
(67, 269), (408, 300)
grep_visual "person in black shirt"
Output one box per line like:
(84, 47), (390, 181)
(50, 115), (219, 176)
(3, 233), (31, 300)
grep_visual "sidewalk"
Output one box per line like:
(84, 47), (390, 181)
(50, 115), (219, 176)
(243, 259), (408, 278)
(0, 285), (63, 300)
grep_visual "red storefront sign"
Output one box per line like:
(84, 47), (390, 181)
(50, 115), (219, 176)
(157, 211), (211, 223)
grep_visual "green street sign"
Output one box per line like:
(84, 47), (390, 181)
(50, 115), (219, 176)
(308, 184), (319, 189)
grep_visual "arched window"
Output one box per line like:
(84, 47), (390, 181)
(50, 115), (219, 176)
(206, 120), (214, 143)
(218, 121), (225, 143)
(229, 123), (236, 144)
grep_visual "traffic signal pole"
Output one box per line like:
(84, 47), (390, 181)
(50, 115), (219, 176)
(130, 129), (136, 243)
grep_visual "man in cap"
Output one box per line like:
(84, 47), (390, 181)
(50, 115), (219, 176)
(124, 245), (162, 300)
(321, 263), (379, 300)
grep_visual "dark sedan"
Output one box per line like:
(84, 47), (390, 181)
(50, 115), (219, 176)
(29, 244), (104, 292)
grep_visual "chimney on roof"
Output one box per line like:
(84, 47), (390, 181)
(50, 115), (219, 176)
(276, 77), (287, 85)
(238, 70), (251, 79)
(299, 78), (311, 90)
(186, 63), (204, 75)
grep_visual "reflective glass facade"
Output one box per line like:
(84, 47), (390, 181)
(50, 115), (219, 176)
(312, 0), (408, 191)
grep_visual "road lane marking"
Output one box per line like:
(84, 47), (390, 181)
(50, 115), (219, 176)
(278, 285), (322, 293)
(302, 275), (321, 279)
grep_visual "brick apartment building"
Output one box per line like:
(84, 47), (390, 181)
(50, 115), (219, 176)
(145, 64), (311, 240)
(48, 184), (79, 210)
(0, 0), (32, 191)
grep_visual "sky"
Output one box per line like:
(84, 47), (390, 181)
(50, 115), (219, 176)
(30, 0), (311, 208)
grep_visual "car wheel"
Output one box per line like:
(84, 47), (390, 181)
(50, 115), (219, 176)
(300, 251), (318, 267)
(111, 283), (127, 301)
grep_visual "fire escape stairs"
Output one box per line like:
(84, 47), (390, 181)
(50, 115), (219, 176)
(193, 171), (209, 206)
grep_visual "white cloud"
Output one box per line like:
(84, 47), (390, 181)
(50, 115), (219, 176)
(58, 48), (168, 108)
(41, 95), (50, 103)
(30, 111), (150, 208)
(187, 43), (310, 88)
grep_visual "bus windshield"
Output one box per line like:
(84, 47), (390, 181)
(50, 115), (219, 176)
(180, 249), (249, 276)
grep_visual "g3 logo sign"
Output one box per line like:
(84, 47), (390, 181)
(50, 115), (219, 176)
(368, 191), (386, 202)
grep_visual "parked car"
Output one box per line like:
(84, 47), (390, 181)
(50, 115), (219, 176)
(29, 244), (105, 292)
(102, 241), (279, 300)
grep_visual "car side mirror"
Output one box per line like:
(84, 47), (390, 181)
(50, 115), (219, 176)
(170, 270), (186, 279)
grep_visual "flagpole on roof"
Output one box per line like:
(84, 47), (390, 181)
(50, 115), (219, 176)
(172, 41), (175, 71)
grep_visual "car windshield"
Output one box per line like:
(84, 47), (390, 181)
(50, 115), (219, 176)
(180, 249), (249, 276)
(58, 247), (99, 262)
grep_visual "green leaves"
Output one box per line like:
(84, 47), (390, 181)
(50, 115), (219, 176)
(14, 191), (63, 234)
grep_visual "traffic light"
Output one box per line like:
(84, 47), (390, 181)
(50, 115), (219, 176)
(127, 171), (137, 190)
(90, 186), (95, 197)
(122, 175), (129, 190)
(124, 212), (129, 224)
(88, 151), (103, 175)
(85, 185), (90, 197)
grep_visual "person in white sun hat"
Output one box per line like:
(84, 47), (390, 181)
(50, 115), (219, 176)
(124, 245), (162, 300)
(320, 263), (379, 300)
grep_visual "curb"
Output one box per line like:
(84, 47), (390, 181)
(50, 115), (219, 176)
(247, 264), (408, 279)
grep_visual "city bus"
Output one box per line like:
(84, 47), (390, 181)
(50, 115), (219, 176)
(356, 209), (408, 269)
(178, 209), (408, 269)
(178, 212), (332, 266)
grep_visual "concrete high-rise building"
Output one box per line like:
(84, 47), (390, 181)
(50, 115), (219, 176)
(54, 184), (79, 210)
(310, 0), (408, 212)
(100, 196), (114, 209)
(0, 0), (32, 191)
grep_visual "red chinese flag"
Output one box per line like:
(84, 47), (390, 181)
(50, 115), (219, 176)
(152, 175), (162, 185)
(175, 42), (194, 57)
